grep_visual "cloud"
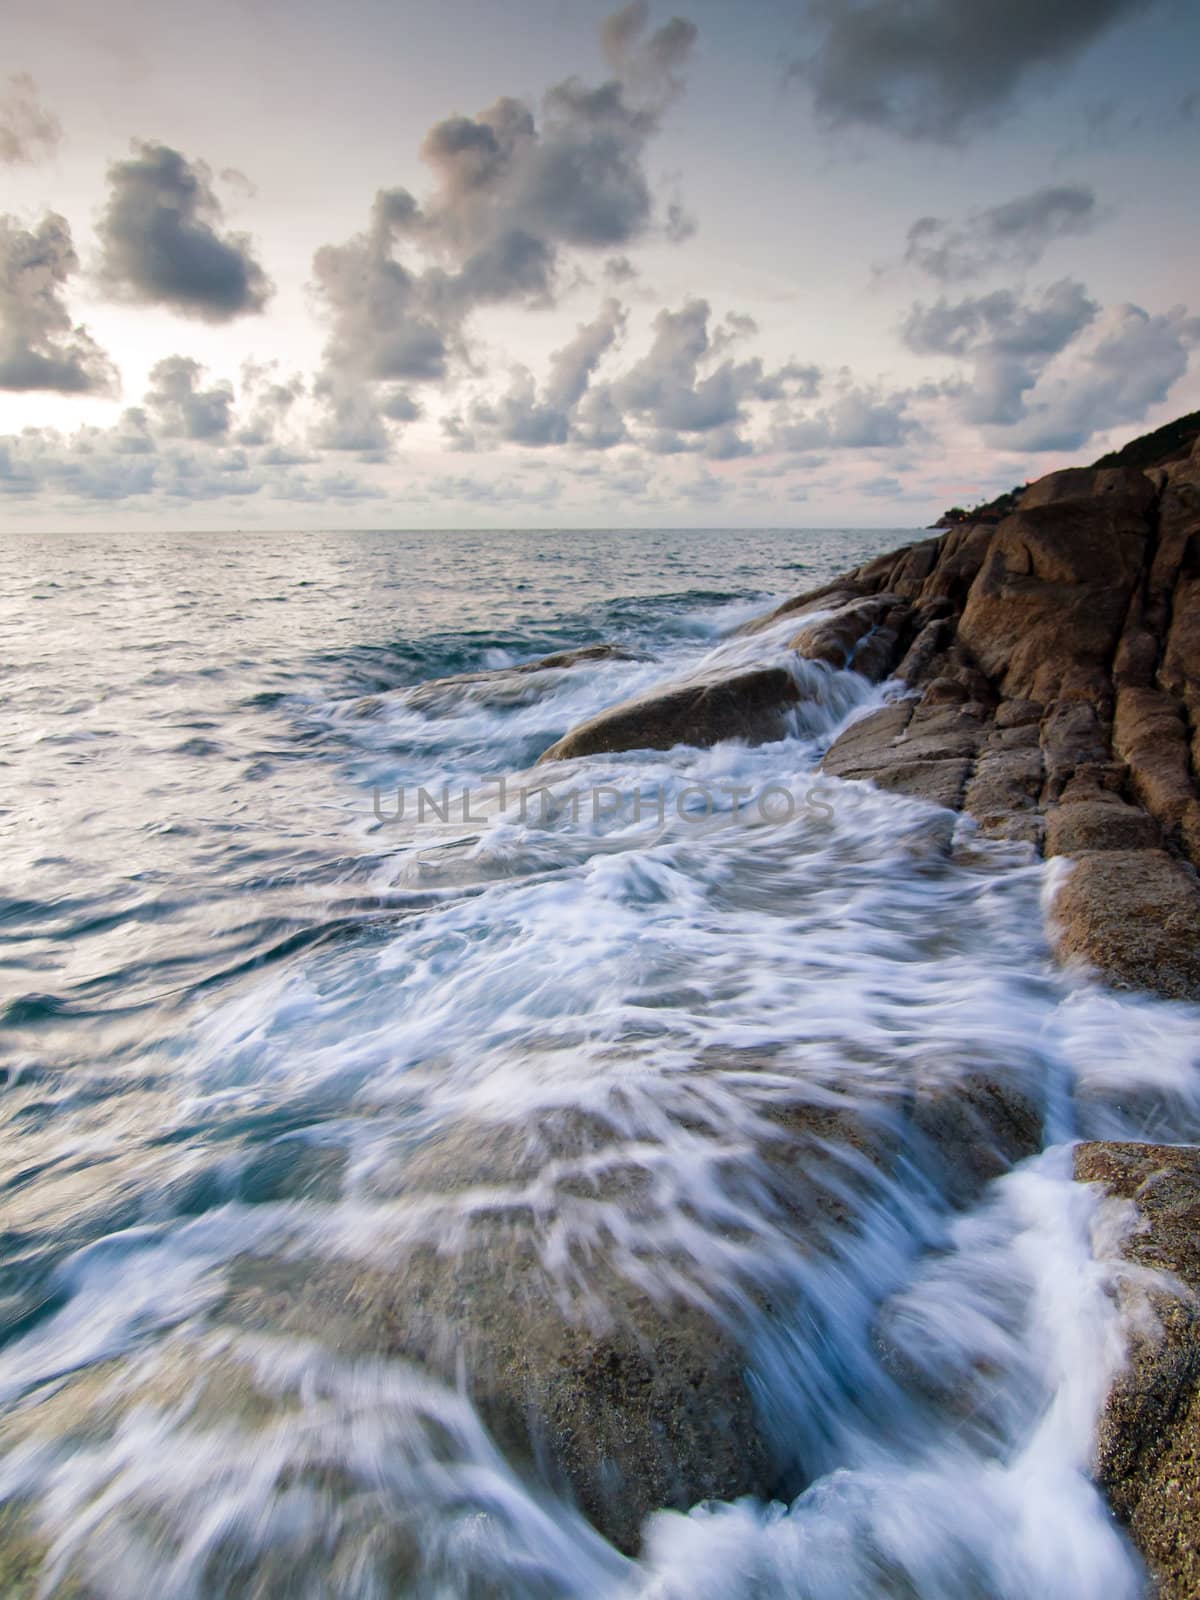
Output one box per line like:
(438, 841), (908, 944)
(144, 355), (234, 440)
(902, 277), (1099, 424)
(234, 360), (306, 447)
(451, 298), (627, 449)
(905, 184), (1100, 281)
(310, 4), (696, 443)
(0, 213), (117, 394)
(981, 301), (1200, 451)
(0, 354), (350, 507)
(451, 297), (827, 459)
(793, 0), (1154, 142)
(603, 254), (638, 284)
(96, 142), (272, 321)
(601, 1), (697, 97)
(607, 298), (796, 445)
(453, 297), (819, 459)
(311, 190), (452, 397)
(0, 424), (259, 503)
(771, 385), (917, 451)
(0, 73), (61, 166)
(860, 474), (904, 497)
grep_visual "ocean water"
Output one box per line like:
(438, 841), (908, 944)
(2, 525), (1199, 1598)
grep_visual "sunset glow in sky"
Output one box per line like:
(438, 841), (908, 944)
(2, 0), (1198, 527)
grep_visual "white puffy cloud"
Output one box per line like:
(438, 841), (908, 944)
(0, 213), (116, 395)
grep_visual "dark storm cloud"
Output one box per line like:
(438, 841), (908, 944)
(96, 142), (272, 321)
(794, 0), (1154, 142)
(311, 4), (697, 443)
(905, 185), (1100, 281)
(903, 278), (1099, 425)
(0, 213), (117, 395)
(0, 73), (61, 165)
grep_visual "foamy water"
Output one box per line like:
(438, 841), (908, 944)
(2, 527), (1197, 1597)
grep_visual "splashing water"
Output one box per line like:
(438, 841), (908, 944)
(1, 527), (1197, 1598)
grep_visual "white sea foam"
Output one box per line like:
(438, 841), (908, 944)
(3, 603), (1199, 1597)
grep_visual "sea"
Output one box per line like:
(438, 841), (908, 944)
(2, 525), (1199, 1598)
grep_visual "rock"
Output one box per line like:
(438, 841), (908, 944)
(787, 593), (911, 681)
(957, 468), (1155, 708)
(798, 433), (1199, 1000)
(907, 1071), (1042, 1208)
(1044, 799), (1160, 856)
(1115, 685), (1200, 854)
(536, 666), (801, 763)
(823, 699), (987, 809)
(531, 420), (1199, 1002)
(1075, 1141), (1200, 1600)
(1050, 849), (1200, 1000)
(208, 1061), (1047, 1557)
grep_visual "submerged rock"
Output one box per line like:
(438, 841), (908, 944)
(207, 1065), (1044, 1554)
(1075, 1141), (1200, 1599)
(355, 642), (644, 719)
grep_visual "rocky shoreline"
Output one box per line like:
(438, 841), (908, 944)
(4, 432), (1199, 1594)
(542, 434), (1200, 1005)
(528, 420), (1200, 1584)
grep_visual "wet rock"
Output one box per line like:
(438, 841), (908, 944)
(528, 420), (1199, 999)
(1075, 1141), (1200, 1600)
(208, 1060), (1048, 1558)
(536, 666), (801, 763)
(823, 699), (986, 809)
(1050, 849), (1200, 1001)
(1044, 799), (1160, 856)
(787, 593), (912, 682)
(795, 433), (1200, 1001)
(218, 1200), (772, 1554)
(907, 1071), (1043, 1209)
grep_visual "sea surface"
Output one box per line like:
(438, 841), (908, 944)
(2, 526), (1199, 1597)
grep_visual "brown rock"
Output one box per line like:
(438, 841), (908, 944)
(1113, 685), (1197, 854)
(1050, 849), (1200, 1000)
(537, 666), (801, 763)
(787, 593), (912, 680)
(1044, 800), (1160, 856)
(957, 468), (1155, 707)
(908, 1071), (1042, 1208)
(1075, 1141), (1200, 1600)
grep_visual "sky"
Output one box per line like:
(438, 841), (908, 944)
(1, 0), (1198, 529)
